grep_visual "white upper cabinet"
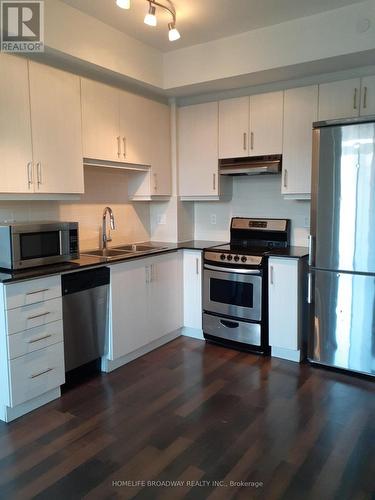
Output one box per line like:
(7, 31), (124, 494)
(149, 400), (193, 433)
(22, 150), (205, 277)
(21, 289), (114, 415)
(318, 79), (361, 121)
(249, 91), (284, 156)
(29, 62), (84, 194)
(120, 91), (151, 166)
(149, 100), (171, 196)
(128, 99), (171, 200)
(81, 78), (120, 163)
(282, 85), (318, 198)
(0, 54), (33, 194)
(178, 102), (220, 199)
(360, 75), (375, 116)
(219, 97), (249, 158)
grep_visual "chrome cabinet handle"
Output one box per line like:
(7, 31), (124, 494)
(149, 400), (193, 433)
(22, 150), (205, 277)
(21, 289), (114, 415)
(196, 258), (199, 275)
(122, 137), (126, 158)
(250, 132), (254, 150)
(27, 312), (50, 321)
(353, 88), (358, 110)
(243, 132), (247, 151)
(270, 265), (274, 285)
(153, 173), (157, 192)
(283, 169), (288, 188)
(117, 136), (121, 158)
(26, 288), (49, 296)
(36, 162), (42, 187)
(30, 367), (53, 379)
(27, 162), (33, 189)
(28, 334), (52, 344)
(363, 86), (368, 109)
(213, 173), (216, 191)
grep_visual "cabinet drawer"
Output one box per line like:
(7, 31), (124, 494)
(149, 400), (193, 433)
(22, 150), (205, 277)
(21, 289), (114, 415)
(9, 342), (65, 407)
(6, 297), (62, 335)
(7, 321), (63, 360)
(5, 276), (61, 310)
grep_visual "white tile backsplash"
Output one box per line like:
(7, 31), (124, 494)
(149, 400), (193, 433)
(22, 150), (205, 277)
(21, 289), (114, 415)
(194, 175), (310, 246)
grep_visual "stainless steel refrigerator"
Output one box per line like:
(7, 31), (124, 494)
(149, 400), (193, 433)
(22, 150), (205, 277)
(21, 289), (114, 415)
(308, 116), (375, 377)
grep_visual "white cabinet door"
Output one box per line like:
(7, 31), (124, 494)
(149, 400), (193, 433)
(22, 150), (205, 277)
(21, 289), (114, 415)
(110, 260), (149, 360)
(120, 91), (151, 166)
(318, 79), (360, 121)
(0, 54), (33, 193)
(183, 250), (202, 330)
(81, 78), (120, 162)
(178, 102), (219, 198)
(268, 258), (299, 351)
(149, 100), (171, 196)
(250, 91), (283, 156)
(148, 252), (183, 343)
(29, 62), (84, 194)
(360, 76), (375, 116)
(282, 86), (318, 196)
(218, 97), (249, 158)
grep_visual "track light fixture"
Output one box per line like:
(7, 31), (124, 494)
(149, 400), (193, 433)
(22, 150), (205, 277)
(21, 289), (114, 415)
(144, 2), (157, 26)
(116, 0), (130, 9)
(116, 0), (181, 41)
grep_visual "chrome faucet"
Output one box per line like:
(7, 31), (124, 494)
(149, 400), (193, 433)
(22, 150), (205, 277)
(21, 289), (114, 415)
(102, 207), (115, 250)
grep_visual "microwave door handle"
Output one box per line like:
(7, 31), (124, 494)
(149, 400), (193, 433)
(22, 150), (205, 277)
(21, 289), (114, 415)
(204, 264), (261, 275)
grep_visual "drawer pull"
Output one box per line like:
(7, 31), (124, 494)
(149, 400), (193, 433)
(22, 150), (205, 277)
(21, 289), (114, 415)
(27, 312), (50, 321)
(30, 367), (53, 379)
(28, 334), (52, 344)
(26, 288), (49, 296)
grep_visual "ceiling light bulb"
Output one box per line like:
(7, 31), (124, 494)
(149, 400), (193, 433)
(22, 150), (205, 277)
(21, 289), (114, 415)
(144, 3), (157, 26)
(168, 22), (180, 41)
(116, 0), (130, 9)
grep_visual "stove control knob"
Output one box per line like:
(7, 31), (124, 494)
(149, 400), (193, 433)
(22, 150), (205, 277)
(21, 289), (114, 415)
(234, 255), (240, 262)
(227, 255), (233, 261)
(220, 254), (226, 261)
(241, 256), (247, 263)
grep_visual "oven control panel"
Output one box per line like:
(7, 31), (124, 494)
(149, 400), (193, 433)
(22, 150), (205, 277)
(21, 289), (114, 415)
(204, 251), (262, 267)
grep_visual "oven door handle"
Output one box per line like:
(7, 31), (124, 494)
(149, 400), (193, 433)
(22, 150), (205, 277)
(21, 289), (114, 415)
(204, 264), (261, 275)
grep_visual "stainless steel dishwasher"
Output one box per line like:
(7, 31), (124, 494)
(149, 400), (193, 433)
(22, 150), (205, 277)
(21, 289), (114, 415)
(62, 267), (110, 373)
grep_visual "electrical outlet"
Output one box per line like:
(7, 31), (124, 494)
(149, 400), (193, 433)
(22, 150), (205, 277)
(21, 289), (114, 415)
(157, 214), (166, 225)
(303, 216), (310, 228)
(210, 214), (217, 225)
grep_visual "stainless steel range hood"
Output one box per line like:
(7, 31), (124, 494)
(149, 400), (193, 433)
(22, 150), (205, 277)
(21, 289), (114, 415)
(219, 155), (282, 176)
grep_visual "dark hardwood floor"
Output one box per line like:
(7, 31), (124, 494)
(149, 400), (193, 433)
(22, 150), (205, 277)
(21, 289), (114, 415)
(0, 337), (374, 500)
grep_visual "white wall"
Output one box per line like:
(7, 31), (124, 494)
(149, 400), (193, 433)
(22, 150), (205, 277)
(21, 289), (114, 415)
(194, 176), (310, 246)
(164, 0), (375, 90)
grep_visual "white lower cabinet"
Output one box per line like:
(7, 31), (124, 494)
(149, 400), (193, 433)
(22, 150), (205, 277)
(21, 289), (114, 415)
(107, 252), (183, 368)
(0, 277), (65, 422)
(182, 250), (203, 338)
(268, 257), (307, 362)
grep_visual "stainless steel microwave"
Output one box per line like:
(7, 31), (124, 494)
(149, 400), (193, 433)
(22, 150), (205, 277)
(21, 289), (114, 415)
(0, 222), (79, 270)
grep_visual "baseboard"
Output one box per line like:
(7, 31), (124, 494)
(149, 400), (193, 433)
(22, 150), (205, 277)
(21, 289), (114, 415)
(271, 346), (302, 362)
(101, 329), (182, 373)
(181, 327), (204, 340)
(0, 387), (61, 423)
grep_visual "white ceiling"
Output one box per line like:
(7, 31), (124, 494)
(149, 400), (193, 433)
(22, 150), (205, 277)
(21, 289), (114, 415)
(61, 0), (365, 52)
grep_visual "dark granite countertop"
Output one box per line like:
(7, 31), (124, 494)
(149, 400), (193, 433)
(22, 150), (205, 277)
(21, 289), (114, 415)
(0, 240), (225, 284)
(0, 241), (307, 284)
(266, 246), (309, 259)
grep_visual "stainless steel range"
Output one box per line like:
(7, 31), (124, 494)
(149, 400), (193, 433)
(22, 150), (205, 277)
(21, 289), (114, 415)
(203, 217), (290, 354)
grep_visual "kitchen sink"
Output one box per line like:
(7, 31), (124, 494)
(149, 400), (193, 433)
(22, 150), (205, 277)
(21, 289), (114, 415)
(114, 244), (168, 252)
(82, 248), (133, 259)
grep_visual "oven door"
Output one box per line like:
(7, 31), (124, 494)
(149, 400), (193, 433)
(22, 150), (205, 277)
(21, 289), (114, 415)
(11, 224), (71, 269)
(203, 264), (262, 321)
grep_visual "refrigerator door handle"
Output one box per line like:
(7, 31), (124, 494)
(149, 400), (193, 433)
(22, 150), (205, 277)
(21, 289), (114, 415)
(307, 272), (313, 304)
(308, 235), (314, 267)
